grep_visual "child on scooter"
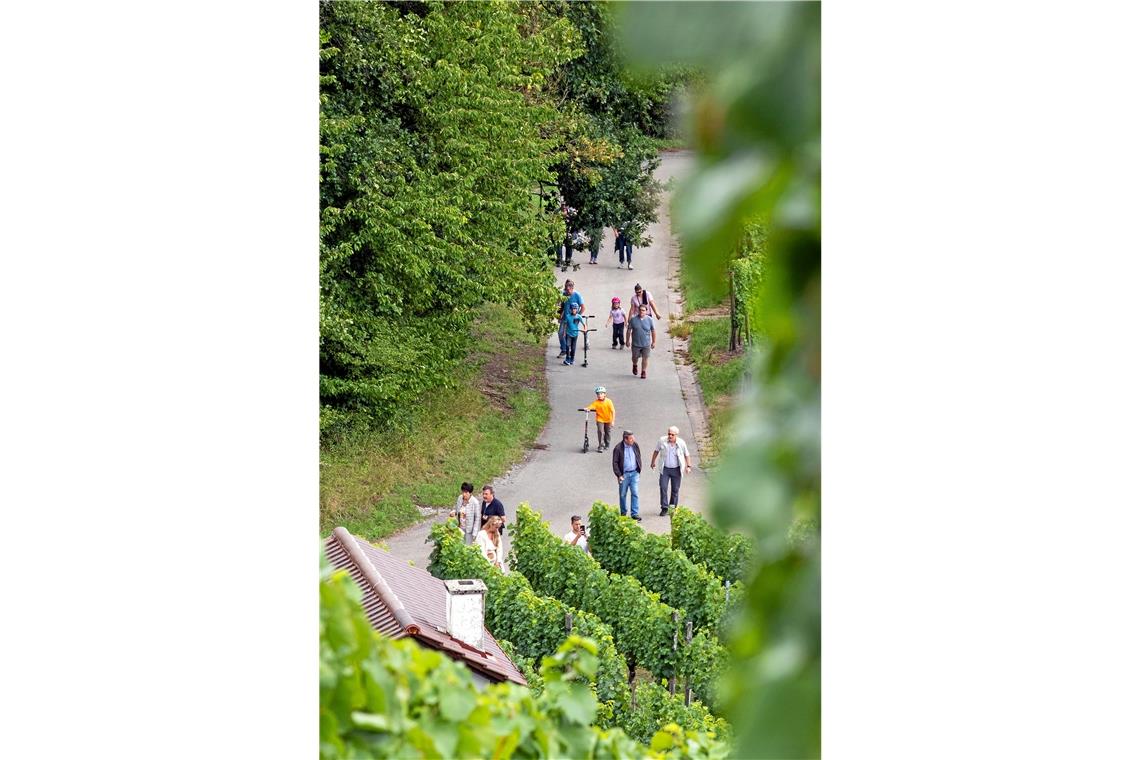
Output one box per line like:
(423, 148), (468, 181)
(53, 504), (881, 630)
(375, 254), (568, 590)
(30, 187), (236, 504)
(583, 385), (616, 451)
(562, 303), (588, 365)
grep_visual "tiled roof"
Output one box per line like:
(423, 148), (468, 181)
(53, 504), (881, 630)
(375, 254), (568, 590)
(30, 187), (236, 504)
(325, 527), (527, 687)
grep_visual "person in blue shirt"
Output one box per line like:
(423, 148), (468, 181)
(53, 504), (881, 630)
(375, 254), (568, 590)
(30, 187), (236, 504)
(557, 279), (585, 358)
(562, 303), (588, 366)
(610, 430), (643, 520)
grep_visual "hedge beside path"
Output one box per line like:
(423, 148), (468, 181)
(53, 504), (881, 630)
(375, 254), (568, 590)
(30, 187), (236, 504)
(671, 505), (755, 584)
(511, 504), (684, 682)
(587, 502), (744, 636)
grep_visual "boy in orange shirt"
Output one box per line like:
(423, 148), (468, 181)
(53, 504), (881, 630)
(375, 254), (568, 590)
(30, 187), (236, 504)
(585, 386), (616, 452)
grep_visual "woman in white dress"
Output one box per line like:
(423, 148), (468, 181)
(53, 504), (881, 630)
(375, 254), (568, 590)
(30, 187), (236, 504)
(475, 515), (508, 574)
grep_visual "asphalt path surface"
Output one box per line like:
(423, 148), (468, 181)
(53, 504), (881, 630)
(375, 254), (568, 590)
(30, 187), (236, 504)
(385, 152), (706, 569)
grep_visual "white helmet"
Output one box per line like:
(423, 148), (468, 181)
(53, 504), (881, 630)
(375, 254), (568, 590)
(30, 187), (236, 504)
(594, 386), (606, 394)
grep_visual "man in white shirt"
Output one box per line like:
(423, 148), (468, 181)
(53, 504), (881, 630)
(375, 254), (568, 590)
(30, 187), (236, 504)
(649, 426), (693, 516)
(563, 515), (590, 555)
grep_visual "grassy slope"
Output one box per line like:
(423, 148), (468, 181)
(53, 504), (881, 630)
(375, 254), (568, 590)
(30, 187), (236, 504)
(678, 257), (728, 315)
(686, 317), (747, 466)
(320, 303), (549, 540)
(675, 247), (747, 466)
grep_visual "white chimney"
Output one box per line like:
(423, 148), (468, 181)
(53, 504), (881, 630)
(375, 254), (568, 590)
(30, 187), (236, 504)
(444, 579), (487, 650)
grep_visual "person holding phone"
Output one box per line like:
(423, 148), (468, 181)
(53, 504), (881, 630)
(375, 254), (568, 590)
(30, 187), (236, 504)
(563, 515), (590, 555)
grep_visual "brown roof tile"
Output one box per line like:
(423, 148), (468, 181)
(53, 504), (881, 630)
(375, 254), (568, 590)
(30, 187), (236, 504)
(325, 527), (527, 687)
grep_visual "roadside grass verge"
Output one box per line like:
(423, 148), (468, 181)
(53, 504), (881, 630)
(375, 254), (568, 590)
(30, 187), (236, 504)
(678, 260), (728, 314)
(653, 137), (690, 152)
(682, 316), (747, 467)
(319, 303), (549, 540)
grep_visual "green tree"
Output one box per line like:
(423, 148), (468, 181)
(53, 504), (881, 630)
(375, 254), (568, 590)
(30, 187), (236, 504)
(533, 0), (674, 246)
(319, 1), (576, 437)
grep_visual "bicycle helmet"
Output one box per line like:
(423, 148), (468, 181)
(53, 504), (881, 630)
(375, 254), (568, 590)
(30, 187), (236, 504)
(594, 386), (607, 394)
(611, 296), (621, 305)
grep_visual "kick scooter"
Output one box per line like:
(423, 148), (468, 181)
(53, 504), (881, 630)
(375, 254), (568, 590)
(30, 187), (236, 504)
(580, 319), (597, 367)
(574, 407), (596, 453)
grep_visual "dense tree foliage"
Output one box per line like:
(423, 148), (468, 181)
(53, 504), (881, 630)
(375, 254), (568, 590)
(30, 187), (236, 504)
(319, 1), (575, 436)
(319, 1), (684, 438)
(535, 0), (675, 245)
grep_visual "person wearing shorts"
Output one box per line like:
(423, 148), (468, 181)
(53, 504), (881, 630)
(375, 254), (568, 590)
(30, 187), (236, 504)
(626, 304), (655, 379)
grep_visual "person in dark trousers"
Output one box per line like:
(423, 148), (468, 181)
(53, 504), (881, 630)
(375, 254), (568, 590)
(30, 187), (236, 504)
(557, 279), (584, 359)
(611, 430), (642, 521)
(562, 303), (588, 366)
(605, 297), (626, 348)
(588, 226), (602, 264)
(649, 426), (693, 516)
(626, 304), (655, 379)
(613, 226), (634, 269)
(480, 485), (506, 535)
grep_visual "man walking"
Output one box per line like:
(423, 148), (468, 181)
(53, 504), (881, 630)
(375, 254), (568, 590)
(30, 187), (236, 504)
(614, 225), (634, 269)
(650, 426), (693, 516)
(626, 304), (656, 379)
(480, 485), (506, 535)
(611, 430), (642, 521)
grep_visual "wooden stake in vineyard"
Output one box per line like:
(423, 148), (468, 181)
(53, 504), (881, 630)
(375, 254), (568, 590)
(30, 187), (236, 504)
(629, 659), (638, 709)
(684, 620), (694, 706)
(669, 611), (679, 695)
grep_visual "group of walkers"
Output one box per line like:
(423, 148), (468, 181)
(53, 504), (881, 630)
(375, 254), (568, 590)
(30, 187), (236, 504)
(449, 411), (695, 575)
(448, 225), (694, 574)
(588, 383), (693, 520)
(450, 483), (508, 574)
(609, 424), (694, 521)
(580, 385), (697, 521)
(557, 222), (638, 270)
(557, 280), (663, 379)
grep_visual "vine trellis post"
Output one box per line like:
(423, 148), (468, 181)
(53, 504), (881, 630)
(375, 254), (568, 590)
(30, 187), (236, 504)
(683, 621), (694, 706)
(669, 611), (679, 695)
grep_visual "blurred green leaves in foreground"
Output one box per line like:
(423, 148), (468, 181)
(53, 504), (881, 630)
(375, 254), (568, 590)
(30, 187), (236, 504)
(620, 2), (821, 757)
(320, 560), (730, 759)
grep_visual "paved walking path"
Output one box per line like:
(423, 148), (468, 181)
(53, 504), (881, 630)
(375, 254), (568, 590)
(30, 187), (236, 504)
(386, 152), (705, 568)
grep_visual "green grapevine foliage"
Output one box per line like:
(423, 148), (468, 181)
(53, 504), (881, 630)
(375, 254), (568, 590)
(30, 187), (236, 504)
(670, 506), (755, 585)
(588, 502), (744, 635)
(322, 558), (730, 758)
(511, 504), (683, 681)
(427, 521), (630, 715)
(425, 524), (731, 749)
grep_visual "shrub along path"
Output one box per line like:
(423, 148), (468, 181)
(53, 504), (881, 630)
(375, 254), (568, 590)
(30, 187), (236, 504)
(384, 152), (710, 569)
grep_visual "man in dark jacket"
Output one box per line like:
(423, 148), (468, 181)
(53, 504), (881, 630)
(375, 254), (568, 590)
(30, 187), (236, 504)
(611, 430), (642, 521)
(480, 485), (506, 535)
